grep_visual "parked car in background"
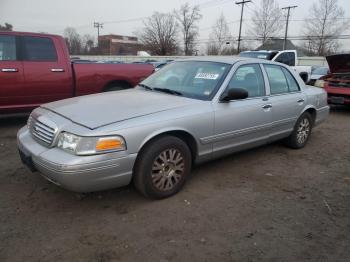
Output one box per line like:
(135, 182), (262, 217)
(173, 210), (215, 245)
(323, 54), (350, 105)
(308, 66), (329, 86)
(0, 31), (154, 115)
(17, 57), (329, 199)
(239, 50), (312, 83)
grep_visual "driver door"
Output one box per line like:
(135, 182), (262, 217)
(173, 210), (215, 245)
(212, 63), (272, 157)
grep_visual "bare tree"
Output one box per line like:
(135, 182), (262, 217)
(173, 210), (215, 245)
(206, 13), (232, 55)
(138, 12), (179, 55)
(0, 23), (13, 31)
(175, 3), (202, 55)
(81, 34), (95, 54)
(304, 0), (349, 56)
(64, 27), (82, 55)
(249, 0), (283, 44)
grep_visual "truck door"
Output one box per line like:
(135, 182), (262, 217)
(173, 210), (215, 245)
(0, 34), (25, 114)
(21, 35), (73, 106)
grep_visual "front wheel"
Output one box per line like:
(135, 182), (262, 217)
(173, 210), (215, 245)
(285, 112), (313, 149)
(133, 136), (192, 199)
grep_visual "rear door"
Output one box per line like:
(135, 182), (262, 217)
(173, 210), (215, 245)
(21, 35), (72, 106)
(263, 64), (306, 140)
(0, 34), (25, 113)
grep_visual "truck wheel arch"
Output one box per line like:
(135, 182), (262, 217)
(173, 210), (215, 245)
(103, 80), (132, 92)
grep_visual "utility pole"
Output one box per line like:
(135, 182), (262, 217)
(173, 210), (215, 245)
(93, 22), (103, 47)
(282, 6), (297, 50)
(235, 0), (251, 54)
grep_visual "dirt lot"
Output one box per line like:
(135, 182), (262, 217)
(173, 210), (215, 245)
(0, 108), (349, 262)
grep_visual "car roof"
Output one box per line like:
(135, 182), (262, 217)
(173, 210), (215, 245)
(176, 56), (277, 65)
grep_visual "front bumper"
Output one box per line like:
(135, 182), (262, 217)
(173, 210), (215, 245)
(17, 126), (137, 192)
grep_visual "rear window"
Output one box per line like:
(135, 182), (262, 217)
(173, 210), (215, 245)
(22, 36), (57, 61)
(0, 35), (16, 61)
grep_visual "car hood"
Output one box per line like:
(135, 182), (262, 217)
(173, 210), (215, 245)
(41, 89), (197, 129)
(326, 54), (350, 74)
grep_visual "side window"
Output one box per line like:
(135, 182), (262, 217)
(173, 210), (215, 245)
(282, 67), (300, 92)
(22, 36), (57, 61)
(275, 52), (295, 66)
(264, 65), (289, 94)
(0, 35), (16, 61)
(228, 64), (265, 98)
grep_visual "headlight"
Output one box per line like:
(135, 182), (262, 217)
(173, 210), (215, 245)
(57, 132), (126, 155)
(314, 79), (325, 88)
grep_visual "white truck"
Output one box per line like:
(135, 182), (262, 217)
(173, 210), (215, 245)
(239, 50), (312, 83)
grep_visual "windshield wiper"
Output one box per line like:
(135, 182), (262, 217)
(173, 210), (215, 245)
(153, 87), (183, 96)
(138, 83), (153, 91)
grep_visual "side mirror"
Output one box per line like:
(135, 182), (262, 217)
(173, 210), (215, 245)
(220, 88), (248, 102)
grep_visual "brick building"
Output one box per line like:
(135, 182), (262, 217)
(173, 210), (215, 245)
(98, 34), (143, 55)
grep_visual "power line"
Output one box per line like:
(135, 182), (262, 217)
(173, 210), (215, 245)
(235, 0), (251, 53)
(282, 5), (297, 50)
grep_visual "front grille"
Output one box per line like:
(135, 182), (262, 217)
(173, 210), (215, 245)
(28, 116), (56, 146)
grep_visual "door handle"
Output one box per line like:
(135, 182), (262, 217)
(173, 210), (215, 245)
(262, 104), (272, 109)
(1, 68), (18, 72)
(297, 99), (305, 103)
(51, 68), (65, 72)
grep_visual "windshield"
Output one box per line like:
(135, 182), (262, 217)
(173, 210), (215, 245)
(141, 61), (231, 100)
(312, 67), (329, 75)
(239, 51), (277, 60)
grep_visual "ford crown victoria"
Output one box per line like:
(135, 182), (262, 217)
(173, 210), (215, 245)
(17, 57), (329, 199)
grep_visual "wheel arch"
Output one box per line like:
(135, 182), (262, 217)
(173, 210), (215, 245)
(302, 106), (317, 125)
(137, 128), (199, 164)
(103, 80), (133, 91)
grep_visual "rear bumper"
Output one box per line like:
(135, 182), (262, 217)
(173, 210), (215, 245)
(17, 126), (137, 192)
(315, 106), (330, 127)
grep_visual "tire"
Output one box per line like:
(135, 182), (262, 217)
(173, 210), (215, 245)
(133, 135), (192, 199)
(285, 112), (313, 149)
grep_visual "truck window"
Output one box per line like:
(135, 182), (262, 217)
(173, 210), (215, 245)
(275, 52), (295, 67)
(0, 35), (16, 61)
(22, 36), (57, 61)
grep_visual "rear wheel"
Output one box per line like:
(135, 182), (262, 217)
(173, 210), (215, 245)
(285, 112), (313, 149)
(133, 136), (192, 199)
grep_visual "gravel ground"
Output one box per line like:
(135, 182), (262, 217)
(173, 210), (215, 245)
(0, 107), (349, 262)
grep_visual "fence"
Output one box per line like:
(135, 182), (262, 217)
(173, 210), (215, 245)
(74, 55), (328, 66)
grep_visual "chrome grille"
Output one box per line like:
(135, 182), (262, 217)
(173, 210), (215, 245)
(28, 115), (56, 146)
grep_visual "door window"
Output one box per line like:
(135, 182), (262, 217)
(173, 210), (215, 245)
(228, 64), (265, 97)
(0, 35), (16, 61)
(275, 52), (295, 66)
(282, 67), (300, 92)
(22, 36), (57, 61)
(264, 65), (289, 94)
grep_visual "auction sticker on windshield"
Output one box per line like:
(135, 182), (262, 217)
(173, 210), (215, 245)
(195, 73), (220, 80)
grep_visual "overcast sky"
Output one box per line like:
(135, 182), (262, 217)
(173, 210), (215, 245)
(1, 0), (350, 51)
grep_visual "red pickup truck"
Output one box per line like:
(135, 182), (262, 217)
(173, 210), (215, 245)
(324, 54), (350, 106)
(0, 31), (154, 114)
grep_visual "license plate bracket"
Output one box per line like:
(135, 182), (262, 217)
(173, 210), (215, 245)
(330, 96), (344, 104)
(18, 149), (37, 172)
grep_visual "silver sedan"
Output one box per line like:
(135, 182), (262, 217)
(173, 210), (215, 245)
(17, 57), (329, 199)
